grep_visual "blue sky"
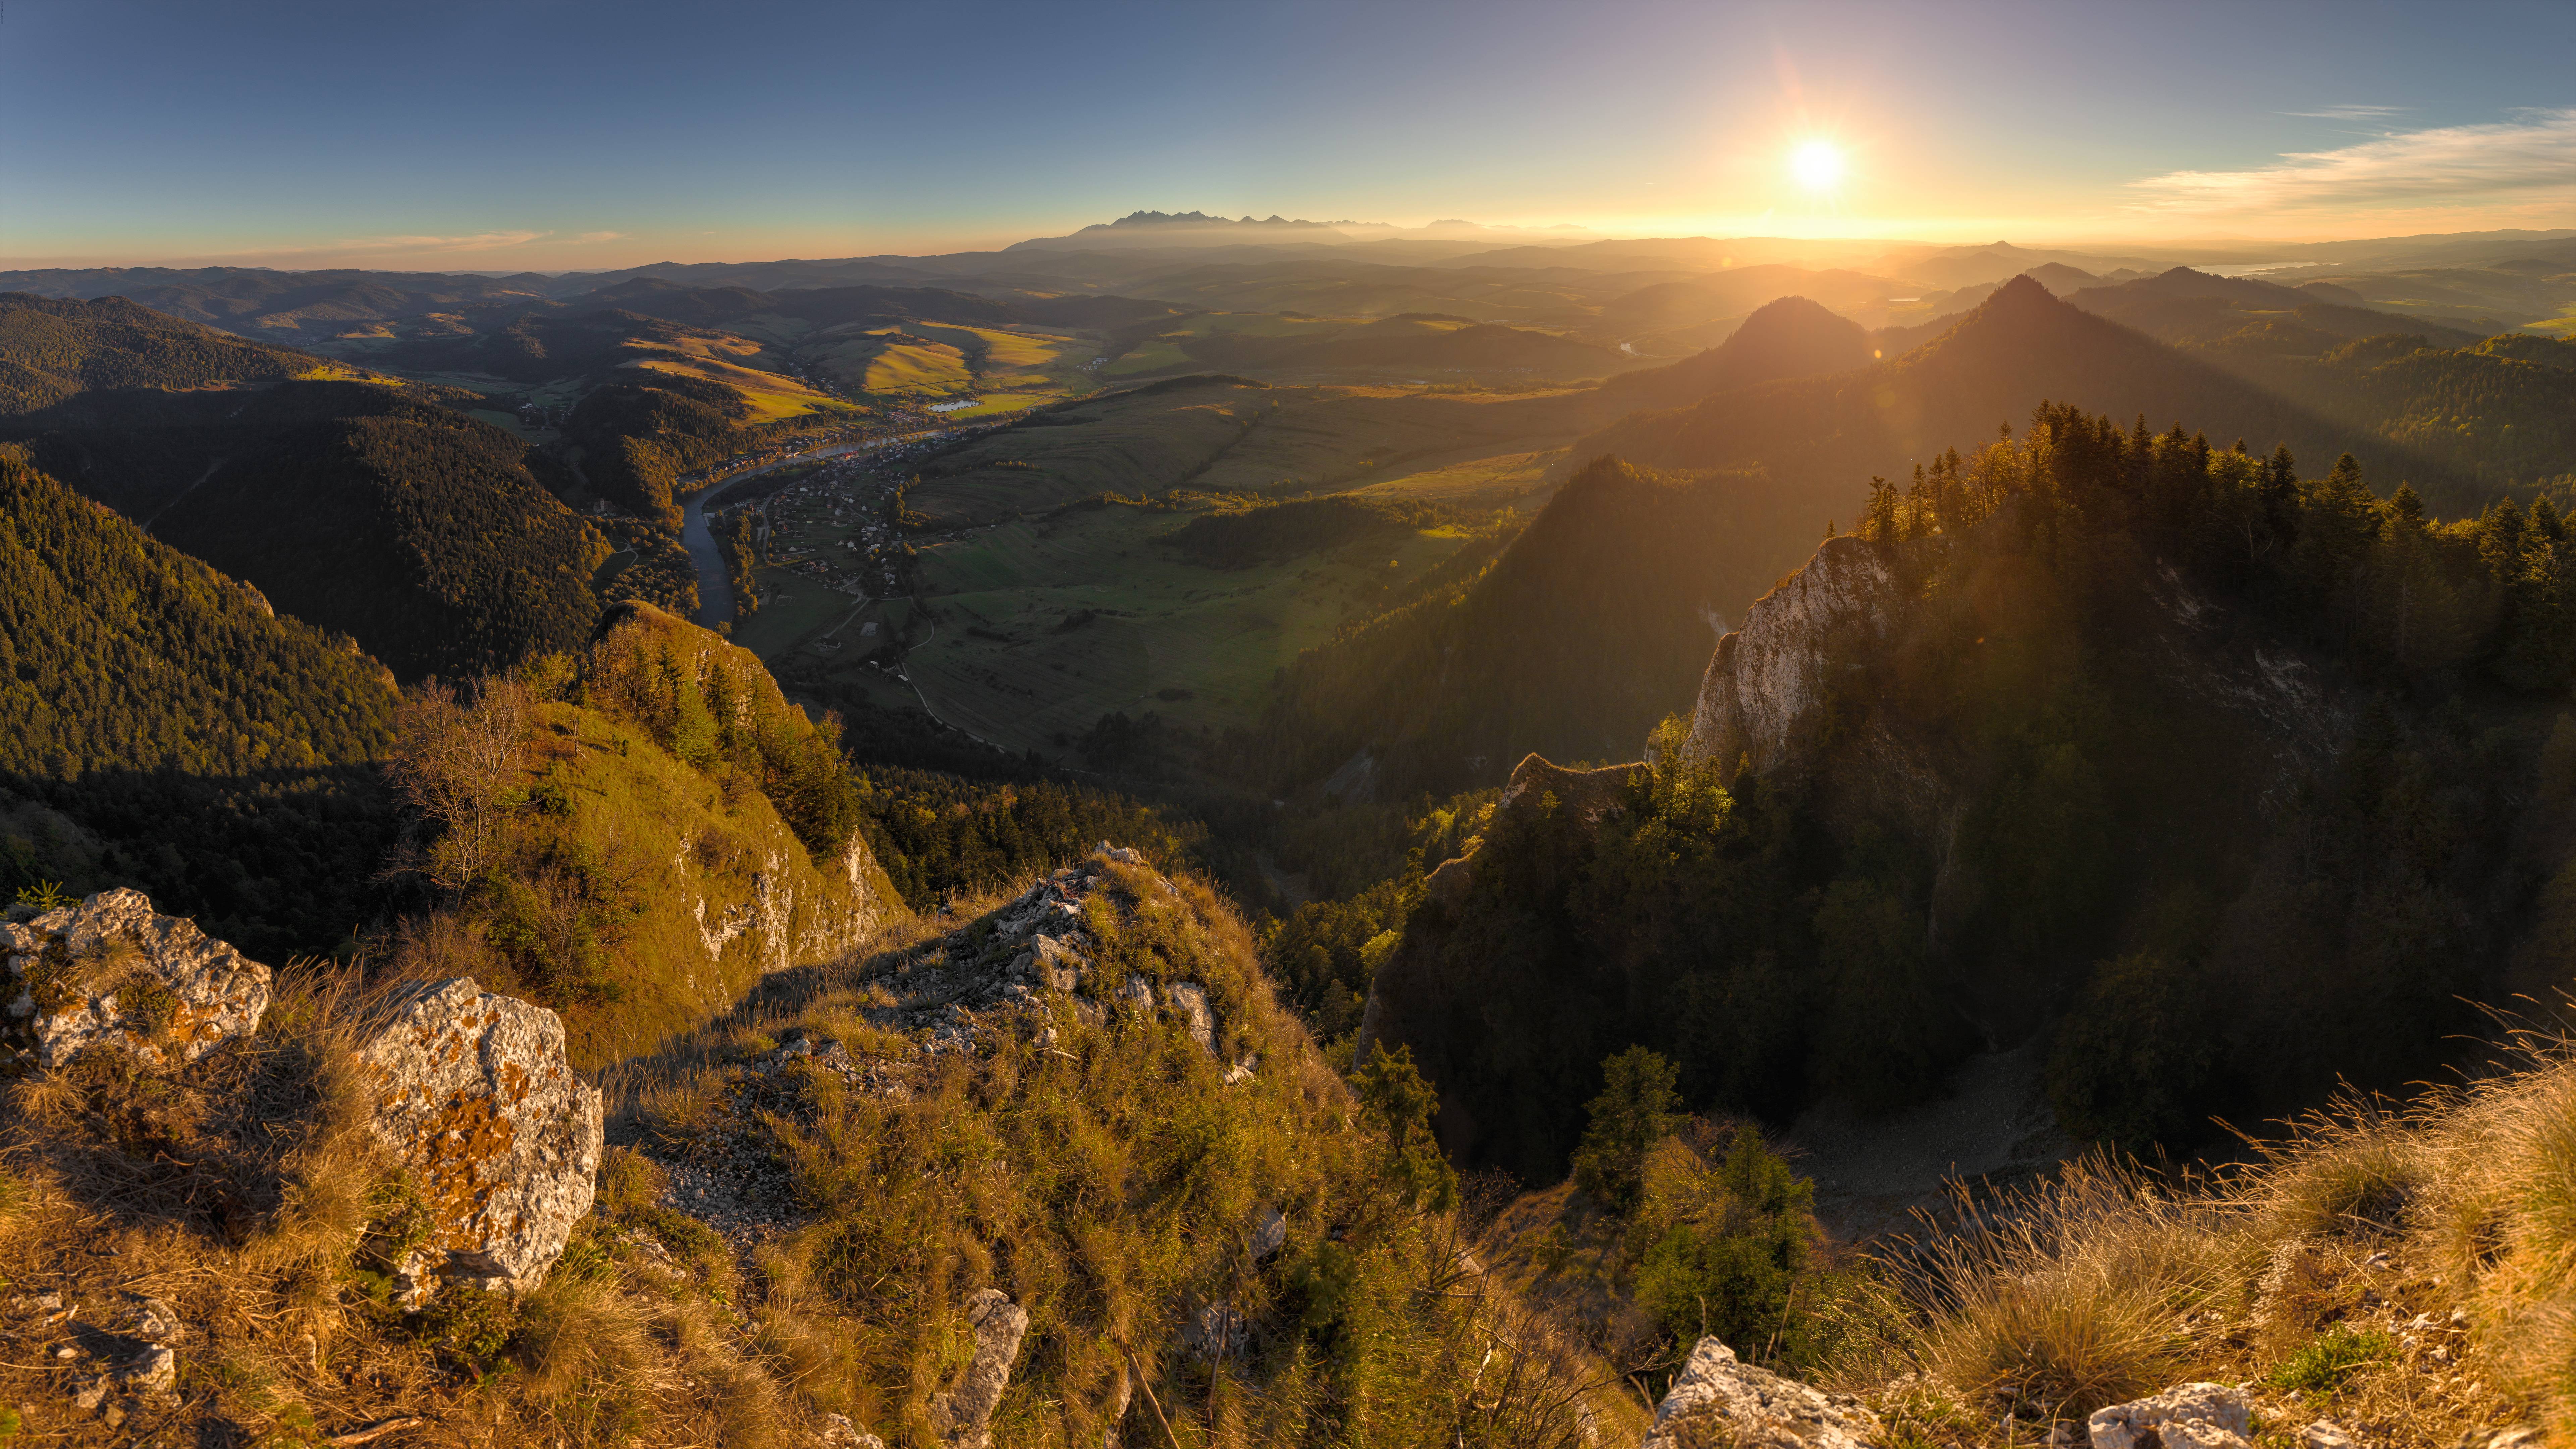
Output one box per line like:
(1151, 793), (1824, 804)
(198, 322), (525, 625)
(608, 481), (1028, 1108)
(4, 0), (2572, 269)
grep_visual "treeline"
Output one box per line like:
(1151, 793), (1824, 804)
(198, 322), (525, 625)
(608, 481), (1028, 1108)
(850, 764), (1207, 907)
(714, 509), (760, 618)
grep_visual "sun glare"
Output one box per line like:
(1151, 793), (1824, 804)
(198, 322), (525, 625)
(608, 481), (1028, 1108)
(1790, 139), (1845, 192)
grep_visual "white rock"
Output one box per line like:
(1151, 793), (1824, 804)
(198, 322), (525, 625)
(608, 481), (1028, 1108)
(2301, 1424), (2356, 1449)
(117, 1343), (177, 1395)
(1643, 1337), (1883, 1449)
(929, 1288), (1029, 1448)
(1028, 934), (1086, 991)
(2089, 1384), (2251, 1449)
(1164, 981), (1215, 1053)
(1, 888), (272, 1069)
(355, 978), (603, 1303)
(1115, 975), (1155, 1013)
(1681, 536), (1898, 773)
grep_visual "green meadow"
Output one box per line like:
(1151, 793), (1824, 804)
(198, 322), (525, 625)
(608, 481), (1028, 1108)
(895, 501), (1473, 752)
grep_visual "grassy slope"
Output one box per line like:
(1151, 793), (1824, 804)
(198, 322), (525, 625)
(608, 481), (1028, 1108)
(0, 853), (1641, 1449)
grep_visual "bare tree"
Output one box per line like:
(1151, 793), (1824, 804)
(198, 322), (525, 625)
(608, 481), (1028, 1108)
(386, 675), (528, 893)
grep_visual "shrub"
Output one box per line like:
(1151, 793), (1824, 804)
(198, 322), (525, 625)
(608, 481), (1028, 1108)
(2267, 1323), (2390, 1391)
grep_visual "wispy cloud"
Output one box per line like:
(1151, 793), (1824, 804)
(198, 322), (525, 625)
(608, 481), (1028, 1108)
(574, 231), (626, 243)
(202, 229), (552, 259)
(2278, 104), (2411, 121)
(2130, 107), (2576, 214)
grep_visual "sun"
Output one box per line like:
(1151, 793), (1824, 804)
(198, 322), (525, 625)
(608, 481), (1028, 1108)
(1789, 139), (1845, 192)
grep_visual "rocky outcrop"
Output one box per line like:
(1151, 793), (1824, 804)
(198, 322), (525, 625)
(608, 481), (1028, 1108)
(2089, 1383), (2250, 1449)
(1679, 535), (1901, 775)
(855, 854), (1227, 1060)
(1642, 1337), (1883, 1449)
(356, 977), (603, 1303)
(1, 888), (272, 1071)
(928, 1288), (1029, 1448)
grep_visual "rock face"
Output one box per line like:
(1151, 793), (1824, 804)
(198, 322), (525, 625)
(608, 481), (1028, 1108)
(356, 977), (603, 1301)
(1, 888), (272, 1071)
(929, 1288), (1029, 1448)
(2088, 1383), (2251, 1449)
(1642, 1337), (1883, 1449)
(1680, 535), (1900, 775)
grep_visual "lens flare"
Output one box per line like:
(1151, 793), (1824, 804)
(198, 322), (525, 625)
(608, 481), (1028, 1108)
(1790, 140), (1845, 192)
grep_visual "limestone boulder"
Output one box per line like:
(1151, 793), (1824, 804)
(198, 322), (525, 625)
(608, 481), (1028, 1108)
(2089, 1384), (2250, 1449)
(1, 888), (271, 1071)
(1164, 981), (1215, 1054)
(356, 978), (603, 1302)
(1643, 1337), (1882, 1449)
(929, 1288), (1029, 1448)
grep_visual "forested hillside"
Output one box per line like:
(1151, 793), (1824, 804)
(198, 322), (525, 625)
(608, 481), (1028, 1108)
(0, 298), (610, 682)
(0, 291), (341, 409)
(562, 369), (753, 526)
(2067, 269), (2576, 492)
(12, 379), (606, 679)
(1365, 403), (2576, 1183)
(0, 452), (401, 959)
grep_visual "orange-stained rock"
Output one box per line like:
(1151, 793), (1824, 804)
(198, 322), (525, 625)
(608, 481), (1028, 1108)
(357, 977), (602, 1302)
(2, 888), (272, 1071)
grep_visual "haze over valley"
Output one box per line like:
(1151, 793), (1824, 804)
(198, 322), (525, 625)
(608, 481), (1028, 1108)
(7, 3), (2576, 1446)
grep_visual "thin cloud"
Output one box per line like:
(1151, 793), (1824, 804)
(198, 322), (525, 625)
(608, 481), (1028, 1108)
(2278, 104), (2410, 121)
(204, 230), (551, 259)
(2130, 107), (2576, 214)
(574, 231), (626, 243)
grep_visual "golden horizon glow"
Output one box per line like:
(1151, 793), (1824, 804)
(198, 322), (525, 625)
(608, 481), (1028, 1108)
(1790, 140), (1846, 193)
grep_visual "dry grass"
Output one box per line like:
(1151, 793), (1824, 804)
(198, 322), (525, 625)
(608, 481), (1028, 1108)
(1831, 1041), (2576, 1447)
(0, 968), (863, 1447)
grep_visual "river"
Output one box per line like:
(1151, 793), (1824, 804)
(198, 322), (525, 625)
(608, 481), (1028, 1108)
(678, 433), (937, 629)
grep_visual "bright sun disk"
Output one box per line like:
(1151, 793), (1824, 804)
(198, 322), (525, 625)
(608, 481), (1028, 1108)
(1790, 140), (1844, 192)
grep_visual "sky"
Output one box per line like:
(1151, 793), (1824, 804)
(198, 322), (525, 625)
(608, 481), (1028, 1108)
(3, 0), (2573, 271)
